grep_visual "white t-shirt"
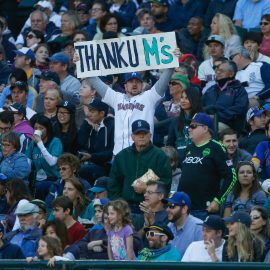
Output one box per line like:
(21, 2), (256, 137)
(198, 58), (215, 83)
(182, 240), (225, 262)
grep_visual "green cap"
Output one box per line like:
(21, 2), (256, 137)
(170, 74), (190, 90)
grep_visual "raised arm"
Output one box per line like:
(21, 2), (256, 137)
(154, 68), (174, 97)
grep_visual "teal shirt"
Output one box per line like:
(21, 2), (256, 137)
(26, 137), (63, 179)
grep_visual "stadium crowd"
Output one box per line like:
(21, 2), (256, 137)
(1, 0), (270, 265)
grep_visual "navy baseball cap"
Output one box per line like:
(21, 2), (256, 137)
(191, 113), (214, 131)
(88, 98), (109, 114)
(162, 191), (191, 209)
(144, 222), (174, 240)
(10, 81), (28, 92)
(14, 47), (35, 61)
(9, 103), (27, 117)
(90, 177), (109, 193)
(57, 100), (76, 114)
(223, 211), (251, 227)
(149, 0), (169, 6)
(132, 119), (150, 134)
(202, 215), (225, 231)
(246, 106), (268, 122)
(37, 71), (60, 85)
(124, 72), (143, 83)
(49, 52), (69, 64)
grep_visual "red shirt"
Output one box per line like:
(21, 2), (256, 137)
(260, 37), (270, 57)
(68, 221), (87, 245)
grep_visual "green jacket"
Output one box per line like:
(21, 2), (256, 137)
(109, 143), (172, 204)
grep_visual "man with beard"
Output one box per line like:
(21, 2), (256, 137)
(5, 202), (42, 257)
(163, 192), (202, 256)
(138, 222), (181, 261)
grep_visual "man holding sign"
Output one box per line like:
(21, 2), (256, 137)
(74, 33), (180, 155)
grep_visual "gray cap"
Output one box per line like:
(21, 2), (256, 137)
(229, 46), (251, 59)
(15, 202), (39, 215)
(205, 35), (225, 46)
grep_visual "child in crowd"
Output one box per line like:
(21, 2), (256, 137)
(107, 200), (135, 260)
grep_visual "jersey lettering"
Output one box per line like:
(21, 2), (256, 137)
(117, 102), (145, 111)
(183, 156), (204, 164)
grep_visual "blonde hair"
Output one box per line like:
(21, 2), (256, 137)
(45, 88), (63, 101)
(227, 222), (264, 261)
(62, 10), (81, 32)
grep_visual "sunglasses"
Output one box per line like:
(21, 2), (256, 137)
(250, 215), (261, 220)
(167, 204), (177, 209)
(189, 123), (205, 129)
(59, 167), (69, 171)
(169, 81), (181, 86)
(229, 53), (239, 61)
(27, 34), (36, 39)
(146, 231), (165, 238)
(260, 22), (269, 26)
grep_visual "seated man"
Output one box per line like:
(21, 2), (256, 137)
(138, 222), (181, 261)
(5, 202), (42, 257)
(78, 98), (114, 184)
(182, 215), (225, 262)
(203, 59), (248, 133)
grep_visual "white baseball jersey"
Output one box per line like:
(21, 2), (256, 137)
(103, 86), (161, 155)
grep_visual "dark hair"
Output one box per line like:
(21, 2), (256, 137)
(92, 0), (108, 12)
(251, 206), (270, 240)
(26, 29), (45, 44)
(33, 114), (54, 144)
(189, 16), (204, 25)
(6, 178), (32, 205)
(261, 14), (270, 22)
(100, 14), (118, 33)
(265, 119), (270, 132)
(57, 153), (80, 172)
(146, 180), (168, 196)
(52, 196), (73, 215)
(43, 219), (69, 250)
(38, 236), (62, 259)
(9, 68), (28, 83)
(219, 128), (238, 141)
(2, 131), (20, 151)
(233, 161), (262, 199)
(34, 43), (50, 54)
(178, 87), (202, 133)
(71, 30), (89, 41)
(0, 110), (14, 125)
(137, 9), (153, 21)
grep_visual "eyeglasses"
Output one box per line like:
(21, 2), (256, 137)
(145, 191), (161, 195)
(229, 53), (239, 61)
(260, 22), (269, 26)
(189, 123), (205, 129)
(26, 34), (36, 39)
(169, 81), (181, 86)
(1, 143), (12, 148)
(250, 215), (261, 220)
(59, 166), (69, 171)
(167, 204), (178, 209)
(146, 231), (165, 238)
(0, 126), (11, 133)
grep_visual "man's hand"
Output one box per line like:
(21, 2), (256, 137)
(207, 200), (219, 213)
(139, 201), (155, 226)
(79, 152), (91, 162)
(205, 239), (218, 262)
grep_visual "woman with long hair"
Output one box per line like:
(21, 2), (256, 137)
(223, 211), (265, 262)
(223, 161), (266, 217)
(209, 13), (241, 58)
(167, 87), (202, 164)
(26, 115), (63, 200)
(260, 14), (270, 57)
(250, 206), (270, 253)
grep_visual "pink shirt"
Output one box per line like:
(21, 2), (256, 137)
(260, 37), (270, 57)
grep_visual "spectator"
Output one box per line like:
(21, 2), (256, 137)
(250, 206), (270, 253)
(138, 222), (181, 261)
(176, 16), (208, 63)
(182, 215), (225, 262)
(14, 47), (40, 91)
(52, 196), (86, 245)
(26, 114), (63, 200)
(223, 211), (265, 262)
(209, 13), (241, 58)
(76, 2), (91, 28)
(169, 0), (203, 30)
(203, 59), (248, 133)
(231, 47), (270, 102)
(107, 199), (136, 260)
(25, 30), (44, 50)
(223, 161), (266, 217)
(5, 202), (42, 258)
(36, 71), (60, 113)
(233, 0), (270, 30)
(72, 30), (88, 43)
(31, 199), (47, 229)
(0, 222), (25, 259)
(109, 119), (172, 213)
(163, 191), (202, 256)
(34, 43), (50, 73)
(239, 107), (268, 155)
(109, 0), (137, 28)
(49, 52), (80, 105)
(167, 87), (202, 165)
(54, 101), (78, 154)
(243, 31), (270, 64)
(198, 35), (224, 86)
(260, 14), (270, 58)
(219, 128), (252, 168)
(78, 98), (114, 183)
(149, 0), (175, 32)
(136, 9), (161, 34)
(0, 132), (30, 182)
(204, 0), (237, 27)
(179, 113), (236, 220)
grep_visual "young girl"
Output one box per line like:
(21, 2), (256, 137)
(107, 200), (135, 260)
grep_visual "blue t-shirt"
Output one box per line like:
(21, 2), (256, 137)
(253, 140), (270, 178)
